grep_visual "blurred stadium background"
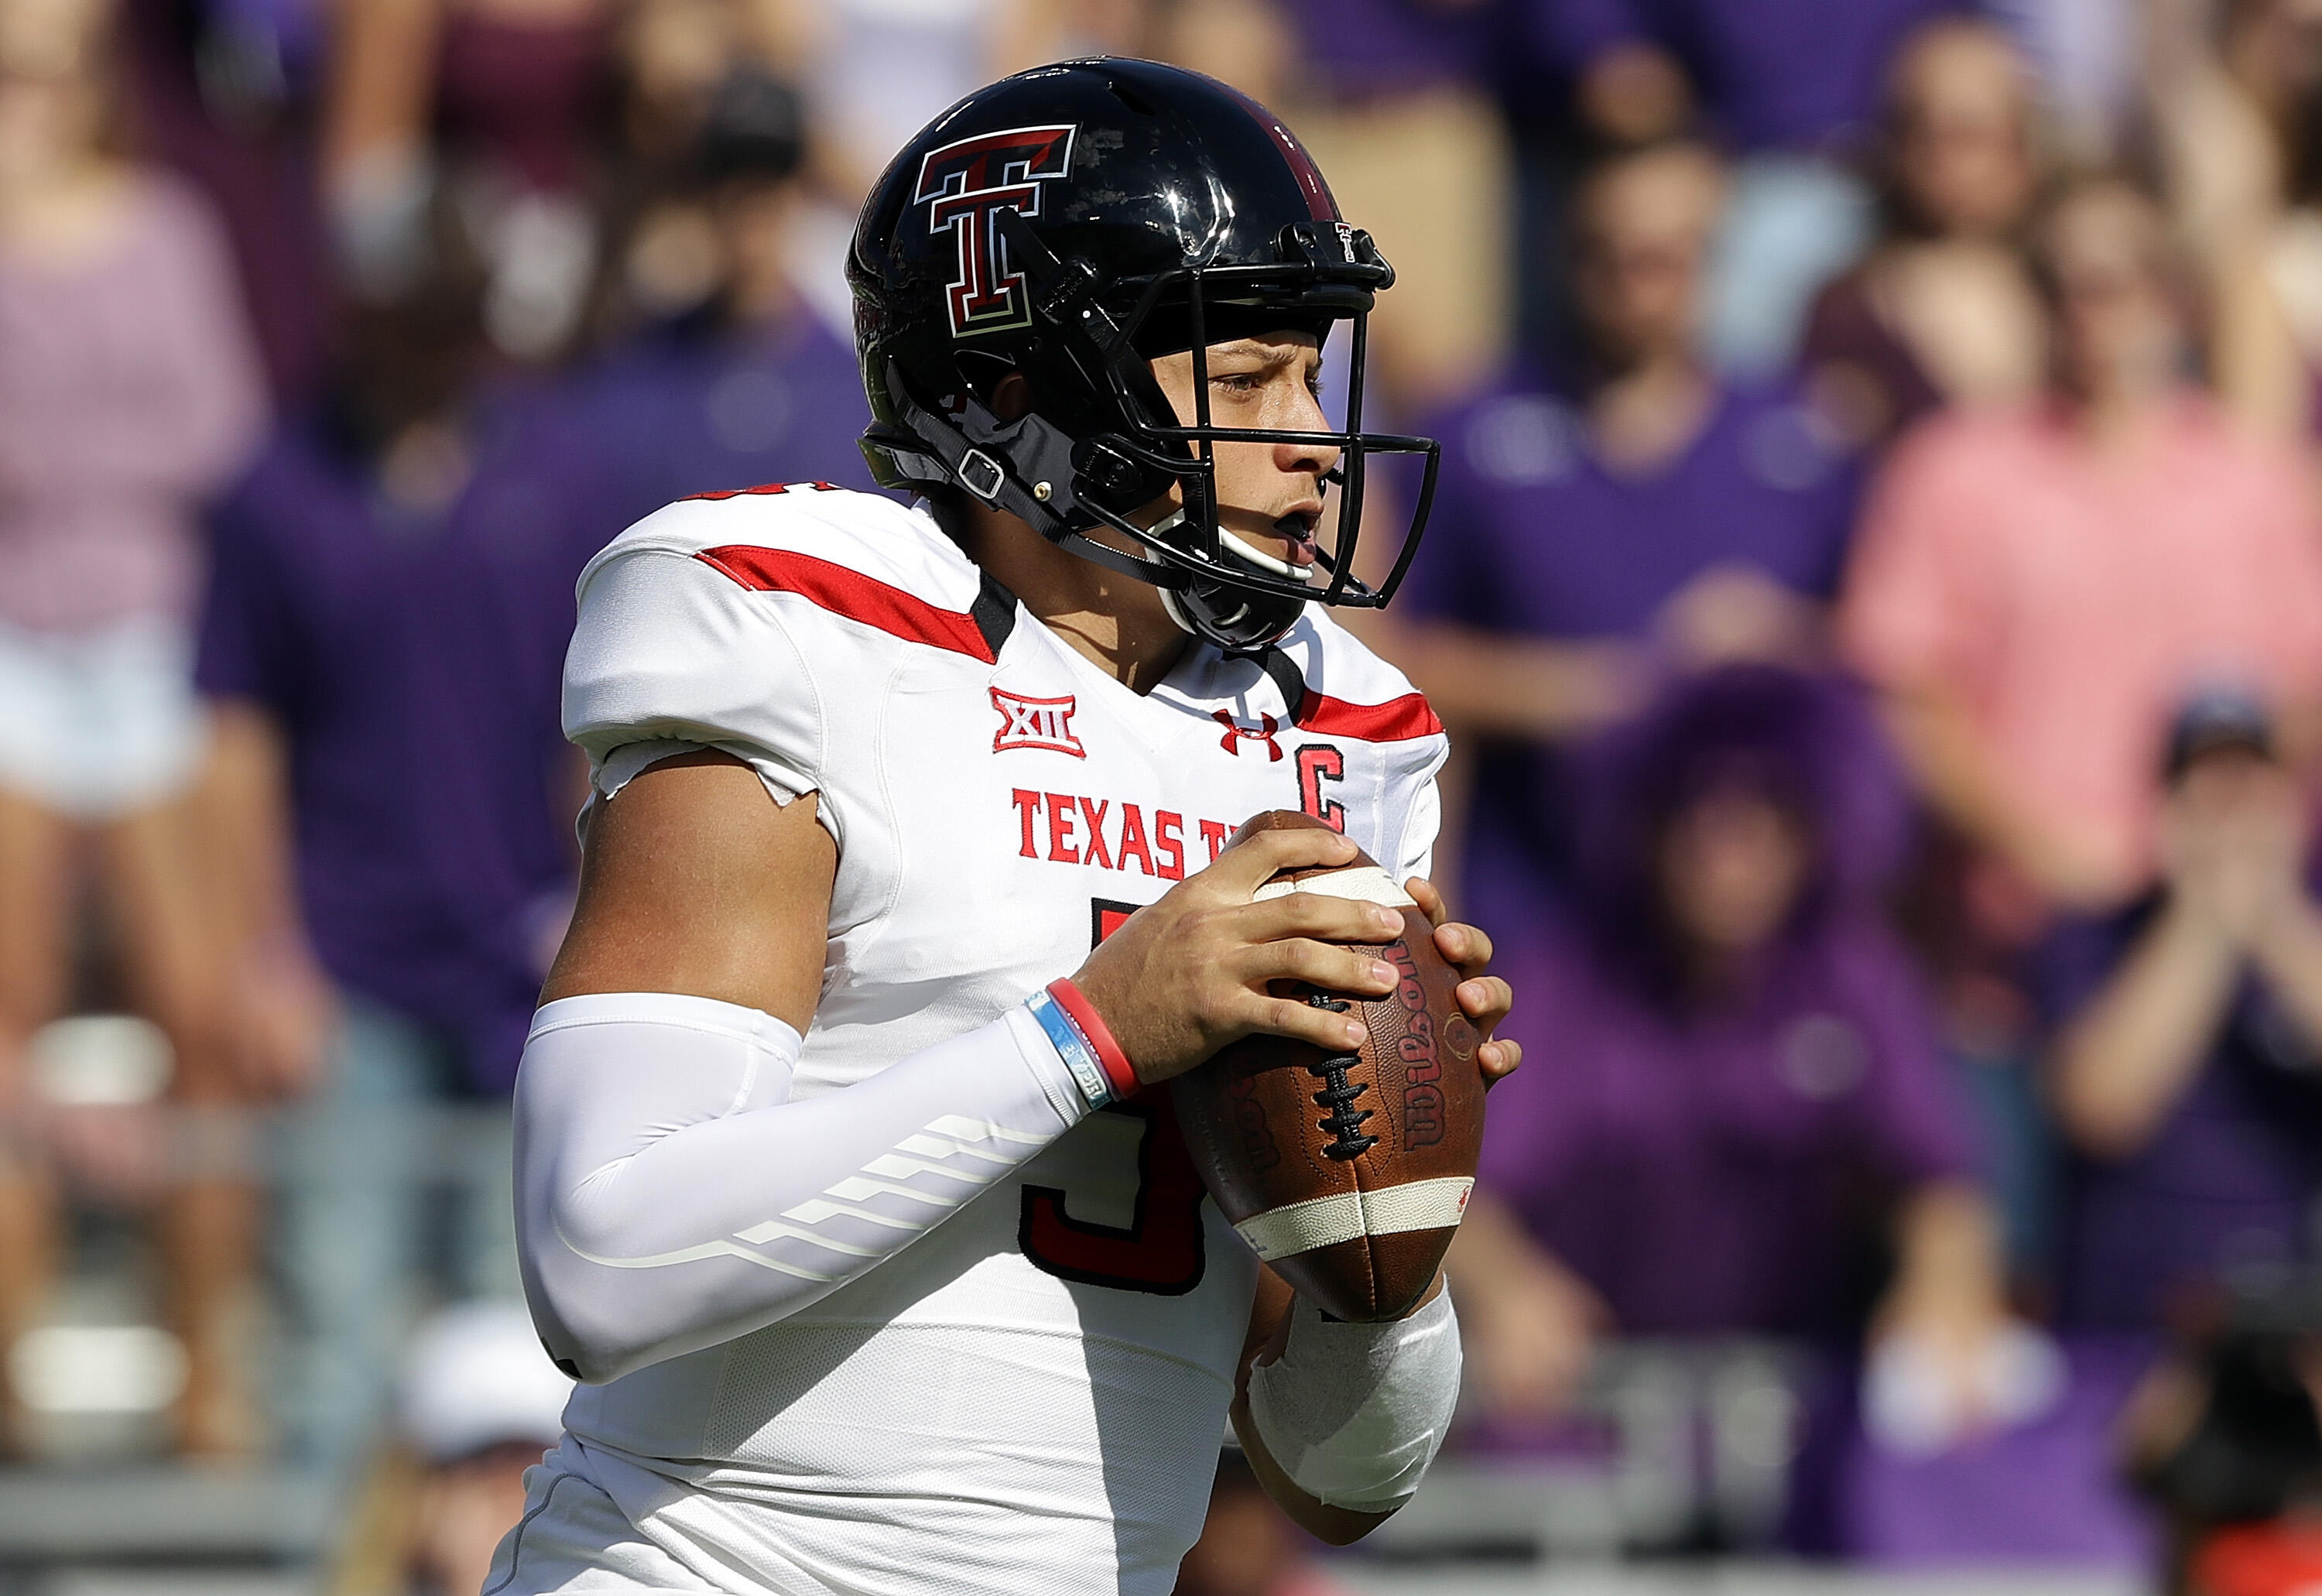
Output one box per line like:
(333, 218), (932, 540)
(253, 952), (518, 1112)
(6, 0), (2322, 1592)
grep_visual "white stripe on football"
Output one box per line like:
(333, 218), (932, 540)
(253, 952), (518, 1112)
(1231, 1176), (1474, 1262)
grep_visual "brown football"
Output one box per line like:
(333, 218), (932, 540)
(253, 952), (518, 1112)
(1173, 810), (1487, 1321)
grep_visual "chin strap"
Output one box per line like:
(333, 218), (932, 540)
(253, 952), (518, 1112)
(875, 367), (1305, 649)
(1053, 526), (1193, 589)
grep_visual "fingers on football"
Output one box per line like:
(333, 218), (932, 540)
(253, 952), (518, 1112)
(1202, 824), (1361, 897)
(1456, 975), (1512, 1028)
(1235, 891), (1403, 947)
(1479, 1036), (1524, 1085)
(1406, 876), (1448, 927)
(1433, 918), (1494, 977)
(1234, 936), (1398, 1001)
(1245, 988), (1370, 1052)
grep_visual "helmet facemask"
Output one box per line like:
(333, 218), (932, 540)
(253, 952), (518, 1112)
(866, 214), (1442, 655)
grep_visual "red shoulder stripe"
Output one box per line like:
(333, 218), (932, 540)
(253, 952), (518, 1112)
(1295, 687), (1443, 742)
(694, 546), (995, 663)
(683, 481), (839, 502)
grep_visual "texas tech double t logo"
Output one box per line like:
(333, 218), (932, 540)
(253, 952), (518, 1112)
(913, 124), (1077, 338)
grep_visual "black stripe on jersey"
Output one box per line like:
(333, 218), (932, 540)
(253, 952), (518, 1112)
(973, 571), (1019, 659)
(1257, 645), (1307, 727)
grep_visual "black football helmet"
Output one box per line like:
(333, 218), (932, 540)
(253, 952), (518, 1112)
(848, 57), (1439, 652)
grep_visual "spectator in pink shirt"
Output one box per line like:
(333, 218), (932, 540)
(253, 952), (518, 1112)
(1840, 173), (2322, 918)
(0, 0), (267, 1456)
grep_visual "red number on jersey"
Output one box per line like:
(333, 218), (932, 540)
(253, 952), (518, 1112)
(1017, 898), (1208, 1295)
(1017, 1096), (1207, 1294)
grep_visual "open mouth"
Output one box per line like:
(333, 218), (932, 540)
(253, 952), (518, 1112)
(1219, 513), (1320, 581)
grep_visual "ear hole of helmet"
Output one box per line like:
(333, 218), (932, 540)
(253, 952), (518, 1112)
(1070, 435), (1172, 514)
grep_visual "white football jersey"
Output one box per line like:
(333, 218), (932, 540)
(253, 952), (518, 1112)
(551, 484), (1447, 1594)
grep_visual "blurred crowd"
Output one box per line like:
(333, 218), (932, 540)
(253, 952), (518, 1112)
(6, 0), (2322, 1591)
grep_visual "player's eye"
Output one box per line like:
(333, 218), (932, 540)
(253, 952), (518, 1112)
(1209, 371), (1262, 394)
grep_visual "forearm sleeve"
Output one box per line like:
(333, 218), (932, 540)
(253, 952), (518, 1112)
(515, 992), (1089, 1383)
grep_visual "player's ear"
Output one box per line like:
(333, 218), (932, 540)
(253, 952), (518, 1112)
(990, 372), (1033, 422)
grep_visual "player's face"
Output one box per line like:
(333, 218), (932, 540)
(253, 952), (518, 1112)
(1146, 331), (1338, 578)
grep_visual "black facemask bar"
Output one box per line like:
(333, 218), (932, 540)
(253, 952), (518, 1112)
(966, 209), (1440, 631)
(1063, 259), (1441, 619)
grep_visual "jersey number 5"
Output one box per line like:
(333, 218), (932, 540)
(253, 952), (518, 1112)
(1016, 899), (1207, 1295)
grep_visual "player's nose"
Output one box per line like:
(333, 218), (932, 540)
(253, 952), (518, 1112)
(1275, 385), (1340, 481)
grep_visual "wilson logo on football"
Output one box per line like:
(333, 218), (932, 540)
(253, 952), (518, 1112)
(913, 124), (1077, 339)
(991, 687), (1085, 758)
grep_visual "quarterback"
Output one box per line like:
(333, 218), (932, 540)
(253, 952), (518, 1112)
(493, 58), (1518, 1596)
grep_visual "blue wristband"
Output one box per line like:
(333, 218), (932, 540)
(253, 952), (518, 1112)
(1026, 987), (1115, 1110)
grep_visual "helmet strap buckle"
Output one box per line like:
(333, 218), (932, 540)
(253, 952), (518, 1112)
(957, 449), (1007, 502)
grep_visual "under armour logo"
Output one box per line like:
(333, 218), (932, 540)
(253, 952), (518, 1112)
(1214, 709), (1283, 762)
(992, 687), (1085, 757)
(913, 124), (1077, 339)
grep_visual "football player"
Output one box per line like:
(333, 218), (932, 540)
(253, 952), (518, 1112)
(495, 59), (1519, 1596)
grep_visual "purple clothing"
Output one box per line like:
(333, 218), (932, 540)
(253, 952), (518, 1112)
(194, 390), (663, 1093)
(1275, 0), (1498, 98)
(1479, 667), (1970, 1335)
(1837, 1332), (2159, 1566)
(1524, 0), (1973, 151)
(435, 12), (611, 194)
(1478, 666), (1969, 1337)
(1481, 918), (1974, 1335)
(1398, 368), (1861, 935)
(1402, 368), (1858, 647)
(2036, 905), (2322, 1328)
(1800, 268), (1947, 451)
(0, 173), (266, 631)
(193, 316), (876, 1089)
(568, 308), (881, 504)
(123, 0), (330, 400)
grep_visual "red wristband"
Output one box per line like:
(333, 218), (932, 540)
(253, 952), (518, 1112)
(1046, 979), (1141, 1100)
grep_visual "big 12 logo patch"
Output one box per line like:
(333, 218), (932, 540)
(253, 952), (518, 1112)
(991, 687), (1084, 758)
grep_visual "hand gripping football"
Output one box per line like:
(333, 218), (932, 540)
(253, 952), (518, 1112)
(1173, 811), (1486, 1321)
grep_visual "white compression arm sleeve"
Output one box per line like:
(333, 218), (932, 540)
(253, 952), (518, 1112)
(1245, 1289), (1462, 1513)
(515, 992), (1089, 1383)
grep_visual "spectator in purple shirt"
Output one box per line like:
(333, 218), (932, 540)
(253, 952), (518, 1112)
(194, 231), (663, 1468)
(2042, 696), (2322, 1331)
(576, 70), (876, 503)
(1527, 0), (1977, 375)
(1451, 666), (2009, 1455)
(197, 77), (875, 1464)
(1386, 139), (1861, 945)
(1536, 0), (1977, 154)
